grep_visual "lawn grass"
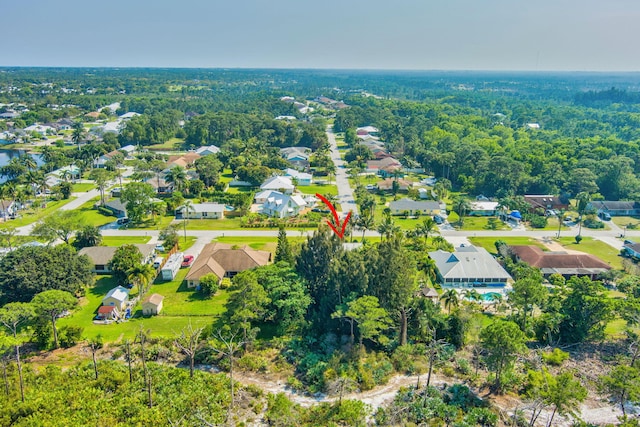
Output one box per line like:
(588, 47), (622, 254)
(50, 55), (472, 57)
(74, 197), (117, 228)
(72, 183), (95, 192)
(177, 236), (198, 251)
(527, 217), (573, 232)
(131, 215), (177, 230)
(146, 137), (185, 151)
(299, 183), (338, 197)
(556, 236), (623, 270)
(101, 236), (152, 246)
(456, 216), (511, 231)
(468, 236), (548, 255)
(226, 186), (255, 194)
(605, 318), (628, 339)
(0, 198), (76, 229)
(611, 216), (640, 228)
(58, 270), (229, 342)
(214, 235), (306, 253)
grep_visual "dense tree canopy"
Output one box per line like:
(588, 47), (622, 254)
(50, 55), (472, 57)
(0, 245), (93, 304)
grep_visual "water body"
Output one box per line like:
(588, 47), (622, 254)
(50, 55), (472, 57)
(0, 148), (44, 183)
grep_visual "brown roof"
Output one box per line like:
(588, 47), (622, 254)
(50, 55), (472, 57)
(97, 305), (117, 314)
(367, 157), (401, 169)
(185, 243), (272, 282)
(85, 111), (100, 119)
(510, 245), (611, 270)
(524, 195), (568, 210)
(142, 293), (164, 306)
(377, 178), (412, 191)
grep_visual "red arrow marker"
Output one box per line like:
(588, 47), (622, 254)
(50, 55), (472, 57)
(315, 193), (351, 239)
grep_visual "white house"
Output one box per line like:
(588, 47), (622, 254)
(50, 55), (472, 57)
(260, 191), (306, 218)
(195, 145), (220, 156)
(120, 145), (136, 157)
(468, 201), (499, 216)
(260, 176), (295, 194)
(176, 203), (225, 219)
(24, 124), (56, 136)
(284, 168), (312, 186)
(102, 286), (130, 310)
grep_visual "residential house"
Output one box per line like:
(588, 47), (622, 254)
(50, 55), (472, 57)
(587, 200), (640, 217)
(120, 145), (136, 157)
(167, 152), (200, 169)
(429, 245), (512, 288)
(366, 157), (402, 176)
(623, 241), (640, 258)
(96, 305), (119, 321)
(260, 176), (295, 194)
(185, 243), (271, 288)
(377, 178), (412, 192)
(284, 168), (312, 186)
(119, 112), (140, 120)
(142, 294), (164, 316)
(468, 201), (499, 216)
(0, 200), (17, 219)
(85, 111), (101, 120)
(146, 177), (174, 194)
(280, 147), (311, 169)
(175, 203), (226, 219)
(102, 286), (130, 310)
(24, 124), (55, 137)
(78, 244), (156, 273)
(510, 245), (611, 280)
(261, 191), (307, 218)
(356, 126), (379, 135)
(389, 198), (443, 216)
(524, 195), (569, 213)
(195, 145), (220, 156)
(49, 165), (81, 181)
(104, 198), (127, 218)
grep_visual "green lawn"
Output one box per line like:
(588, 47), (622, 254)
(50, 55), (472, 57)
(214, 235), (306, 253)
(468, 236), (548, 255)
(101, 236), (152, 246)
(0, 198), (76, 229)
(74, 197), (117, 228)
(146, 137), (185, 151)
(611, 216), (640, 228)
(605, 318), (628, 339)
(450, 215), (511, 231)
(72, 183), (95, 192)
(131, 216), (178, 230)
(59, 270), (229, 342)
(299, 183), (338, 197)
(526, 217), (573, 232)
(556, 236), (623, 270)
(177, 236), (198, 251)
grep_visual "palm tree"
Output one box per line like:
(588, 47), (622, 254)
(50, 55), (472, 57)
(166, 166), (187, 193)
(357, 213), (376, 242)
(377, 214), (400, 241)
(179, 200), (195, 243)
(452, 196), (472, 227)
(440, 289), (459, 314)
(575, 191), (591, 237)
(127, 264), (156, 297)
(463, 289), (481, 303)
(19, 154), (37, 172)
(431, 235), (449, 250)
(417, 256), (438, 284)
(417, 217), (439, 244)
(72, 121), (85, 150)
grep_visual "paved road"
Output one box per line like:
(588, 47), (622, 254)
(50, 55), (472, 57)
(326, 125), (358, 217)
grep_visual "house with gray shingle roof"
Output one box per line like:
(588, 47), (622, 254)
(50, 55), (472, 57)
(429, 245), (511, 288)
(389, 198), (443, 216)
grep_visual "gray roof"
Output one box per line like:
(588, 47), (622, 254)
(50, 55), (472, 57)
(103, 286), (130, 303)
(589, 200), (640, 211)
(429, 246), (511, 281)
(177, 203), (225, 214)
(389, 198), (440, 211)
(79, 244), (155, 266)
(105, 198), (127, 213)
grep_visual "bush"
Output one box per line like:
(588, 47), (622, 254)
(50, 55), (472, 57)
(541, 348), (570, 366)
(59, 325), (84, 348)
(97, 206), (115, 216)
(584, 218), (604, 229)
(529, 215), (548, 228)
(237, 353), (270, 373)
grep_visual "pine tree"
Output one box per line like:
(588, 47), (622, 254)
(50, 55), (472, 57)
(274, 225), (293, 264)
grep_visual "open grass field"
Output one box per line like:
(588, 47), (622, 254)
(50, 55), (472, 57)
(299, 183), (338, 197)
(72, 183), (95, 192)
(446, 214), (511, 231)
(0, 198), (76, 229)
(146, 137), (185, 151)
(526, 217), (574, 232)
(59, 269), (229, 342)
(74, 197), (117, 228)
(468, 236), (548, 255)
(611, 216), (640, 228)
(556, 236), (623, 270)
(132, 215), (177, 230)
(214, 235), (306, 253)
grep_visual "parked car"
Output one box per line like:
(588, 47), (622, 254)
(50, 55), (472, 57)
(433, 215), (444, 224)
(599, 212), (611, 221)
(181, 255), (194, 268)
(116, 217), (130, 225)
(155, 244), (165, 252)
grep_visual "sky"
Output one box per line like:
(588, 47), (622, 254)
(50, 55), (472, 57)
(3, 0), (640, 71)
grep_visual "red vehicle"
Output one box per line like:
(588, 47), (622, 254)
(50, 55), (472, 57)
(181, 255), (194, 268)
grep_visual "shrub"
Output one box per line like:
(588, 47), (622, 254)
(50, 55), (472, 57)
(529, 215), (548, 228)
(541, 348), (570, 366)
(97, 206), (115, 216)
(59, 325), (84, 348)
(237, 353), (270, 373)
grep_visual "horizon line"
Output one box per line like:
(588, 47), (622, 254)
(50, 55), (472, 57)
(1, 65), (640, 74)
